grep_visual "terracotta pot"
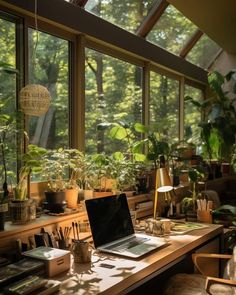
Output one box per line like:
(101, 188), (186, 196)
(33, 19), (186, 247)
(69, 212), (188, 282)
(65, 188), (79, 209)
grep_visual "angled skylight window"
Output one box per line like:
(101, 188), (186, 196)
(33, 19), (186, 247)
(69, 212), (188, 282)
(185, 34), (221, 69)
(84, 0), (155, 33)
(146, 5), (197, 55)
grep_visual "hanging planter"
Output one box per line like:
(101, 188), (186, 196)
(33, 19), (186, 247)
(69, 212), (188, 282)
(19, 84), (51, 116)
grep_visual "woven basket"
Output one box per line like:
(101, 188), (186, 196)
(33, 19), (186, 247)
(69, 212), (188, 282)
(19, 84), (51, 116)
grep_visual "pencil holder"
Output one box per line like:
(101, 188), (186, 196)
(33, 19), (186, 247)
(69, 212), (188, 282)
(72, 240), (91, 263)
(197, 210), (212, 223)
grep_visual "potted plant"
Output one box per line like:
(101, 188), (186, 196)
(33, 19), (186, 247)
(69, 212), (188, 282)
(180, 165), (205, 220)
(41, 148), (85, 212)
(109, 152), (138, 194)
(10, 144), (47, 224)
(185, 70), (236, 177)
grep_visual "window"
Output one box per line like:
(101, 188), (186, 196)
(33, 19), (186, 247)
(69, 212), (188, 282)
(147, 5), (197, 55)
(184, 84), (203, 143)
(85, 48), (142, 154)
(186, 34), (221, 69)
(149, 71), (179, 142)
(28, 29), (70, 149)
(85, 0), (155, 34)
(0, 17), (17, 184)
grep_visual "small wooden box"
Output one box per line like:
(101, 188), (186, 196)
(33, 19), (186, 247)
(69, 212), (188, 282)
(23, 246), (70, 277)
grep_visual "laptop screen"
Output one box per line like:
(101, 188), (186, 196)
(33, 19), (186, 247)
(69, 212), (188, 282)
(85, 194), (134, 248)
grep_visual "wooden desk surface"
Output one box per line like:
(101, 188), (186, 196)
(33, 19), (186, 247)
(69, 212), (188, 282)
(57, 223), (223, 295)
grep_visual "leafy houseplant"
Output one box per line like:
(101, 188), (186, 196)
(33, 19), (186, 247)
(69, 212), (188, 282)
(42, 148), (84, 212)
(185, 70), (236, 173)
(10, 144), (47, 224)
(181, 166), (205, 218)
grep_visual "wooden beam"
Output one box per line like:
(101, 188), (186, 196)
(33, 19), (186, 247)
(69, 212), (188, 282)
(136, 0), (169, 38)
(0, 0), (208, 84)
(69, 0), (88, 8)
(179, 29), (203, 58)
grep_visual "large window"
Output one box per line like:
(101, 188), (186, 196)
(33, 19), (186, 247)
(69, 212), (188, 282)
(85, 0), (155, 34)
(147, 5), (197, 56)
(28, 29), (70, 149)
(0, 17), (17, 184)
(184, 85), (203, 144)
(186, 35), (221, 69)
(149, 71), (179, 143)
(85, 48), (142, 154)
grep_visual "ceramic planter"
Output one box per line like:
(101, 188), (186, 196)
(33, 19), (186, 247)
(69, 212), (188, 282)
(44, 191), (67, 213)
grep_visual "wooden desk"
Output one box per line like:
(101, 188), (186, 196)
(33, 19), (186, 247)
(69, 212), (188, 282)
(56, 224), (223, 295)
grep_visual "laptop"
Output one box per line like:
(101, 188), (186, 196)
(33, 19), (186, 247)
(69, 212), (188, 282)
(85, 193), (167, 258)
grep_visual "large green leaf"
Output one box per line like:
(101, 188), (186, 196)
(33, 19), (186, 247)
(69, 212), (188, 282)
(112, 151), (124, 161)
(134, 123), (149, 133)
(109, 126), (127, 140)
(133, 153), (146, 162)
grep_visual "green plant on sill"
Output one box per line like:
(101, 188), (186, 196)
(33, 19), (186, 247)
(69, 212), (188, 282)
(14, 144), (47, 200)
(110, 152), (138, 192)
(97, 121), (146, 162)
(133, 123), (170, 170)
(185, 70), (236, 165)
(41, 148), (93, 192)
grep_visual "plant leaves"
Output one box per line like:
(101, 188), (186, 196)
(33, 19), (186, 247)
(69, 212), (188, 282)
(134, 123), (149, 133)
(109, 125), (127, 140)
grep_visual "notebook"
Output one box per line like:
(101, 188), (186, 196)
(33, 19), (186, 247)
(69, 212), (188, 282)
(85, 193), (167, 258)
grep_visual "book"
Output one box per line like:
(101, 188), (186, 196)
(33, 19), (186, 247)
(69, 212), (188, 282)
(0, 259), (44, 288)
(4, 276), (61, 295)
(170, 222), (209, 235)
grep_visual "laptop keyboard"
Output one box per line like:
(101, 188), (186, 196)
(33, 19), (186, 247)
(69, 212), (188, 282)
(104, 236), (149, 252)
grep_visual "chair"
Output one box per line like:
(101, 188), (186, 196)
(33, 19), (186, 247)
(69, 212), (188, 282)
(163, 249), (236, 295)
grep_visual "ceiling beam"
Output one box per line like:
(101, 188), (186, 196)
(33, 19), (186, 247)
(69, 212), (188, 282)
(0, 0), (208, 84)
(69, 0), (88, 8)
(136, 0), (169, 38)
(179, 29), (203, 58)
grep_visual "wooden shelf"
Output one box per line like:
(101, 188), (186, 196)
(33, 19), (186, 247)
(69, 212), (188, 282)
(0, 193), (154, 254)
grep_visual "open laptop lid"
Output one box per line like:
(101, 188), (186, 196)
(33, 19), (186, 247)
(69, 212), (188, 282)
(85, 193), (134, 248)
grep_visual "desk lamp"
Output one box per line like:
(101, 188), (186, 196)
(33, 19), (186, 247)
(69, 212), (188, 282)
(153, 167), (173, 219)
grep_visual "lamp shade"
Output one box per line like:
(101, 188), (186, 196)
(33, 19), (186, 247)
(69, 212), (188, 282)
(19, 84), (51, 116)
(156, 168), (173, 192)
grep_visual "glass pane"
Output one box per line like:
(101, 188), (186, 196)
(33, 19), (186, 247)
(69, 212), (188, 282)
(186, 34), (221, 69)
(147, 5), (197, 55)
(184, 85), (203, 144)
(85, 0), (154, 33)
(149, 71), (179, 142)
(0, 18), (17, 186)
(28, 29), (69, 149)
(85, 48), (142, 154)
